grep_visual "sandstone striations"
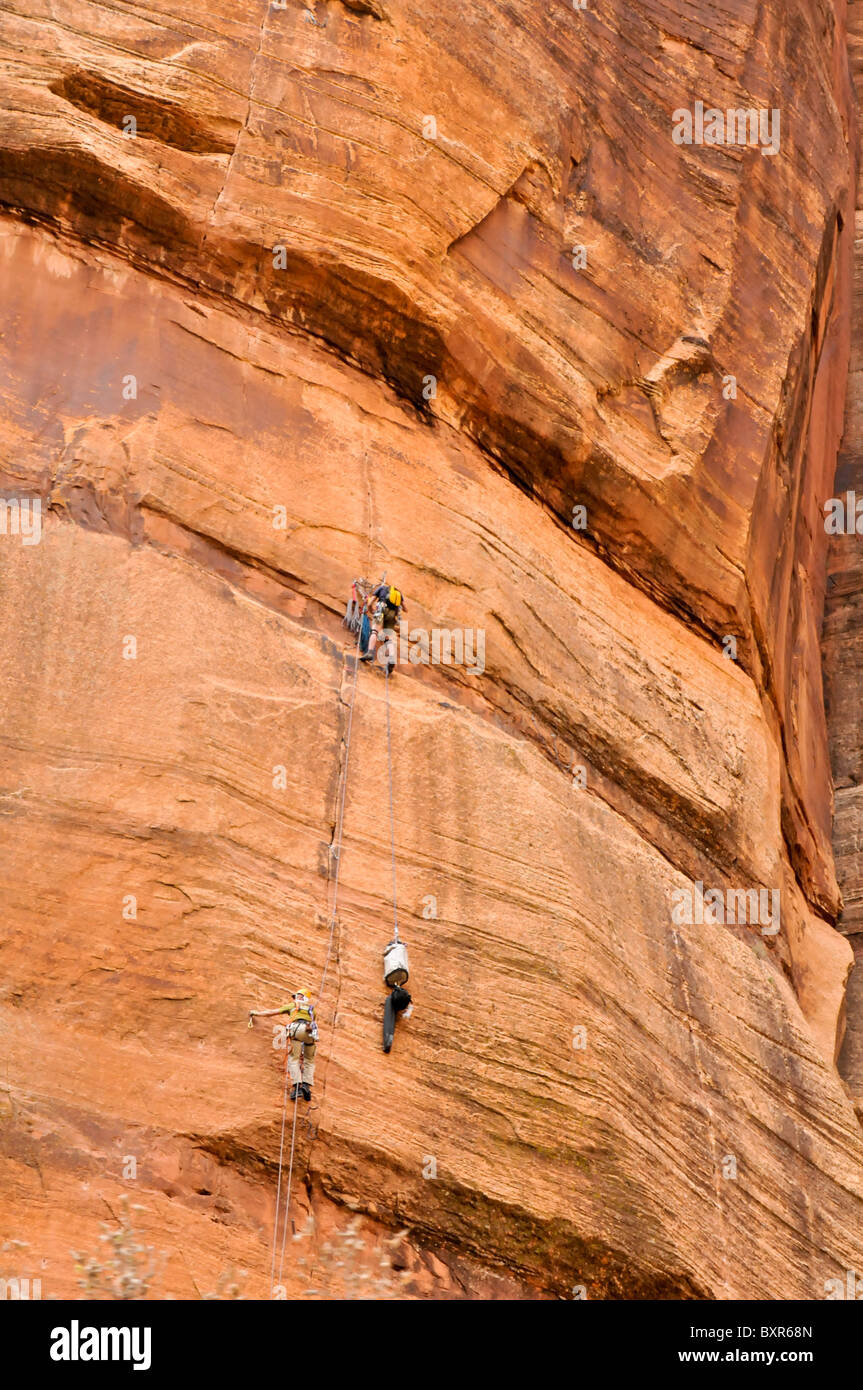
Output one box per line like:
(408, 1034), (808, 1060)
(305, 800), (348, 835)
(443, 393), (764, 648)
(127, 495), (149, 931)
(825, 0), (863, 1122)
(1, 0), (863, 1300)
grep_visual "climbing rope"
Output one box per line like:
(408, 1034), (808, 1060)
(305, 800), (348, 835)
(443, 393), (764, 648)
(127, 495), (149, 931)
(269, 615), (364, 1297)
(268, 1030), (295, 1294)
(319, 617), (364, 1002)
(385, 665), (400, 943)
(268, 590), (404, 1293)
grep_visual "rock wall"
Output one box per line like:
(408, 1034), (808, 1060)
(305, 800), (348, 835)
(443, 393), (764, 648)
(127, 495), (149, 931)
(1, 0), (863, 1299)
(825, 0), (863, 1119)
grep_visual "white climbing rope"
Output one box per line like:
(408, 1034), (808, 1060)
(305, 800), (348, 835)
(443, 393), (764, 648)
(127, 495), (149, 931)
(269, 615), (364, 1297)
(385, 664), (400, 943)
(268, 1029), (295, 1294)
(268, 593), (403, 1294)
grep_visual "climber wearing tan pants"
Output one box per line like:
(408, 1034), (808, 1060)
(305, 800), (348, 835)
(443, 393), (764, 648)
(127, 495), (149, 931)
(249, 988), (318, 1103)
(287, 1020), (316, 1093)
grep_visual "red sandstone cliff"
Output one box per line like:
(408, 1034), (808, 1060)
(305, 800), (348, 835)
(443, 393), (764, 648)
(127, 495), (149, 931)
(1, 0), (863, 1300)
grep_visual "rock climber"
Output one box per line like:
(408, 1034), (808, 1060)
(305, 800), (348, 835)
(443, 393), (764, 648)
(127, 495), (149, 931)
(249, 988), (318, 1102)
(383, 983), (412, 1054)
(368, 581), (407, 673)
(382, 936), (413, 1053)
(374, 580), (406, 632)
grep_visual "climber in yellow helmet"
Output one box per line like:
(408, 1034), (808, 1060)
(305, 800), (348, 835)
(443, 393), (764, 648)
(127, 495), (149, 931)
(249, 989), (318, 1102)
(360, 580), (407, 671)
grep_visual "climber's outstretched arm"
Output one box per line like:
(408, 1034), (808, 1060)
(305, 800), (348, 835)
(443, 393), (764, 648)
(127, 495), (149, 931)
(249, 1004), (292, 1019)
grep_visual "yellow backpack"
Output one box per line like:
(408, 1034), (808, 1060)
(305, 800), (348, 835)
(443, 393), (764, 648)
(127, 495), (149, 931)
(388, 587), (402, 607)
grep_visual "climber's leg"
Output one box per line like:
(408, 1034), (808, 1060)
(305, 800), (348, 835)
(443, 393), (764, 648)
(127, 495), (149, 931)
(377, 628), (396, 675)
(383, 985), (411, 1053)
(383, 991), (396, 1053)
(289, 1037), (303, 1094)
(302, 1041), (316, 1097)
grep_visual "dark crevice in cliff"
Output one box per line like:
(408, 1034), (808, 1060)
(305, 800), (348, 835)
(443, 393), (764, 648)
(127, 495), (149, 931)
(746, 200), (848, 926)
(334, 0), (388, 19)
(0, 150), (201, 254)
(48, 71), (239, 157)
(0, 185), (771, 677)
(317, 1145), (710, 1300)
(0, 191), (781, 819)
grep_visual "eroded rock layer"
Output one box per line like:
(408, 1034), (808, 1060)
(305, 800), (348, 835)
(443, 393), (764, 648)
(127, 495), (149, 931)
(1, 0), (862, 1299)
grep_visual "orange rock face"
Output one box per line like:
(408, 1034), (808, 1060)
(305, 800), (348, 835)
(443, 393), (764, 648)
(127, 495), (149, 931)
(825, 0), (863, 1121)
(1, 0), (863, 1300)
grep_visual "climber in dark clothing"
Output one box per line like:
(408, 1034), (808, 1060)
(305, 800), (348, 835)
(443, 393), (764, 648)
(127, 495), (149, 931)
(373, 582), (406, 633)
(368, 583), (406, 672)
(383, 984), (412, 1053)
(382, 937), (412, 1052)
